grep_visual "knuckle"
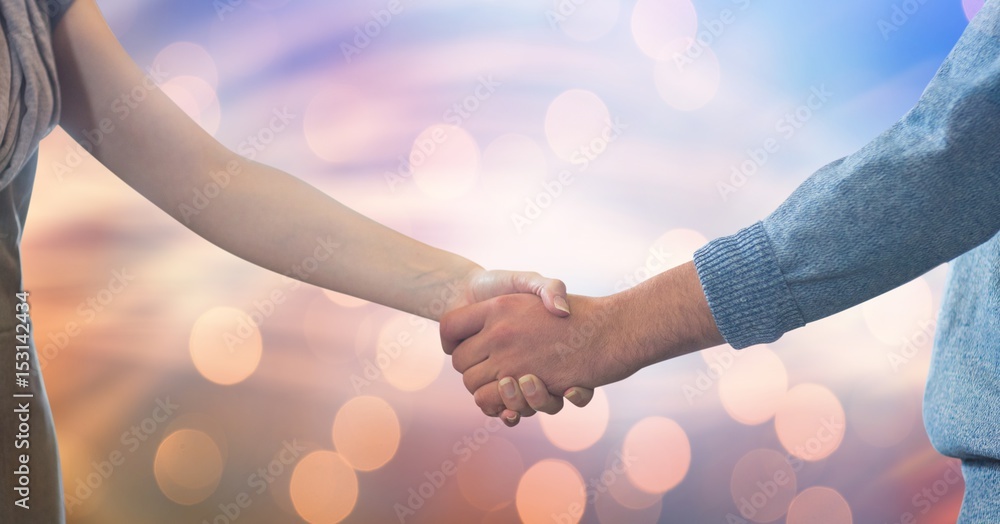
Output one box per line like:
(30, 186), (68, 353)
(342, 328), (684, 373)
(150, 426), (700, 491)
(493, 293), (515, 309)
(462, 373), (478, 395)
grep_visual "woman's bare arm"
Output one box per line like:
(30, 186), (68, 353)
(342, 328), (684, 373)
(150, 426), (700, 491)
(49, 0), (571, 322)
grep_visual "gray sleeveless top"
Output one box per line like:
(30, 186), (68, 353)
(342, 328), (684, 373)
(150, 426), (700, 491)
(1, 1), (76, 522)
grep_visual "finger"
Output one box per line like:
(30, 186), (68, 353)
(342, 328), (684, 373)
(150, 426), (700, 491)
(500, 409), (521, 427)
(450, 339), (488, 374)
(439, 300), (491, 355)
(498, 377), (537, 418)
(473, 382), (506, 417)
(517, 375), (564, 415)
(506, 271), (571, 317)
(564, 387), (595, 408)
(462, 362), (499, 395)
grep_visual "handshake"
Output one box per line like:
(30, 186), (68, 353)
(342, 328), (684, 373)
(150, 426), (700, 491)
(437, 262), (723, 426)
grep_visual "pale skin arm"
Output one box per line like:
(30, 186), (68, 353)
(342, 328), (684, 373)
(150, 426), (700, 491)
(51, 0), (592, 415)
(442, 261), (726, 419)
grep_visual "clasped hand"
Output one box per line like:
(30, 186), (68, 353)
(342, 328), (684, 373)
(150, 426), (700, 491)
(440, 293), (641, 425)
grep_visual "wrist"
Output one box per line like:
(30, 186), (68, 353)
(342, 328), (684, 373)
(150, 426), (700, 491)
(415, 260), (483, 321)
(612, 261), (725, 369)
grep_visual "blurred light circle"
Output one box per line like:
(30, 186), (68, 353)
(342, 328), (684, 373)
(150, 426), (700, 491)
(161, 76), (222, 135)
(411, 125), (481, 200)
(653, 40), (721, 111)
(775, 384), (846, 462)
(602, 445), (663, 510)
(189, 306), (263, 386)
(544, 89), (613, 161)
(596, 493), (662, 524)
(607, 463), (662, 509)
(377, 312), (444, 391)
(964, 0), (985, 21)
(554, 0), (621, 42)
(304, 85), (384, 164)
(848, 381), (918, 449)
(786, 487), (853, 524)
(862, 277), (934, 346)
(332, 396), (400, 471)
(301, 295), (365, 365)
(631, 0), (698, 60)
(729, 449), (798, 523)
(622, 417), (690, 494)
(480, 133), (548, 205)
(323, 289), (370, 308)
(153, 41), (219, 88)
(154, 429), (224, 505)
(482, 504), (521, 524)
(290, 451), (358, 524)
(540, 388), (610, 452)
(718, 346), (788, 425)
(457, 436), (525, 511)
(516, 459), (587, 524)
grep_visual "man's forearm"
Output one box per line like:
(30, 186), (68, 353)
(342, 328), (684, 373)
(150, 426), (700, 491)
(612, 261), (726, 370)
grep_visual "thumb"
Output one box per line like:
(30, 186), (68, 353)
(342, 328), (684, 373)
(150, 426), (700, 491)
(504, 270), (571, 317)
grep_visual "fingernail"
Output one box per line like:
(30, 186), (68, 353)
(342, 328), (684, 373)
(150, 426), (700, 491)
(565, 389), (580, 403)
(518, 376), (537, 395)
(505, 414), (519, 425)
(500, 377), (516, 398)
(554, 296), (571, 314)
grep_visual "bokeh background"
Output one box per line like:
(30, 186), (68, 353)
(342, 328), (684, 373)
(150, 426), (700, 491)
(25, 0), (987, 522)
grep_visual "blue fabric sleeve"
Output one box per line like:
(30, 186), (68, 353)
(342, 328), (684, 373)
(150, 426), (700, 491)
(41, 0), (76, 26)
(694, 2), (1000, 349)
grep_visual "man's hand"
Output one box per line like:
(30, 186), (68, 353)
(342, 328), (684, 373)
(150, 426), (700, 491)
(442, 262), (727, 424)
(445, 269), (596, 424)
(441, 294), (641, 420)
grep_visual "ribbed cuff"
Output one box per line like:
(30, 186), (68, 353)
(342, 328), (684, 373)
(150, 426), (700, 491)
(693, 222), (805, 349)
